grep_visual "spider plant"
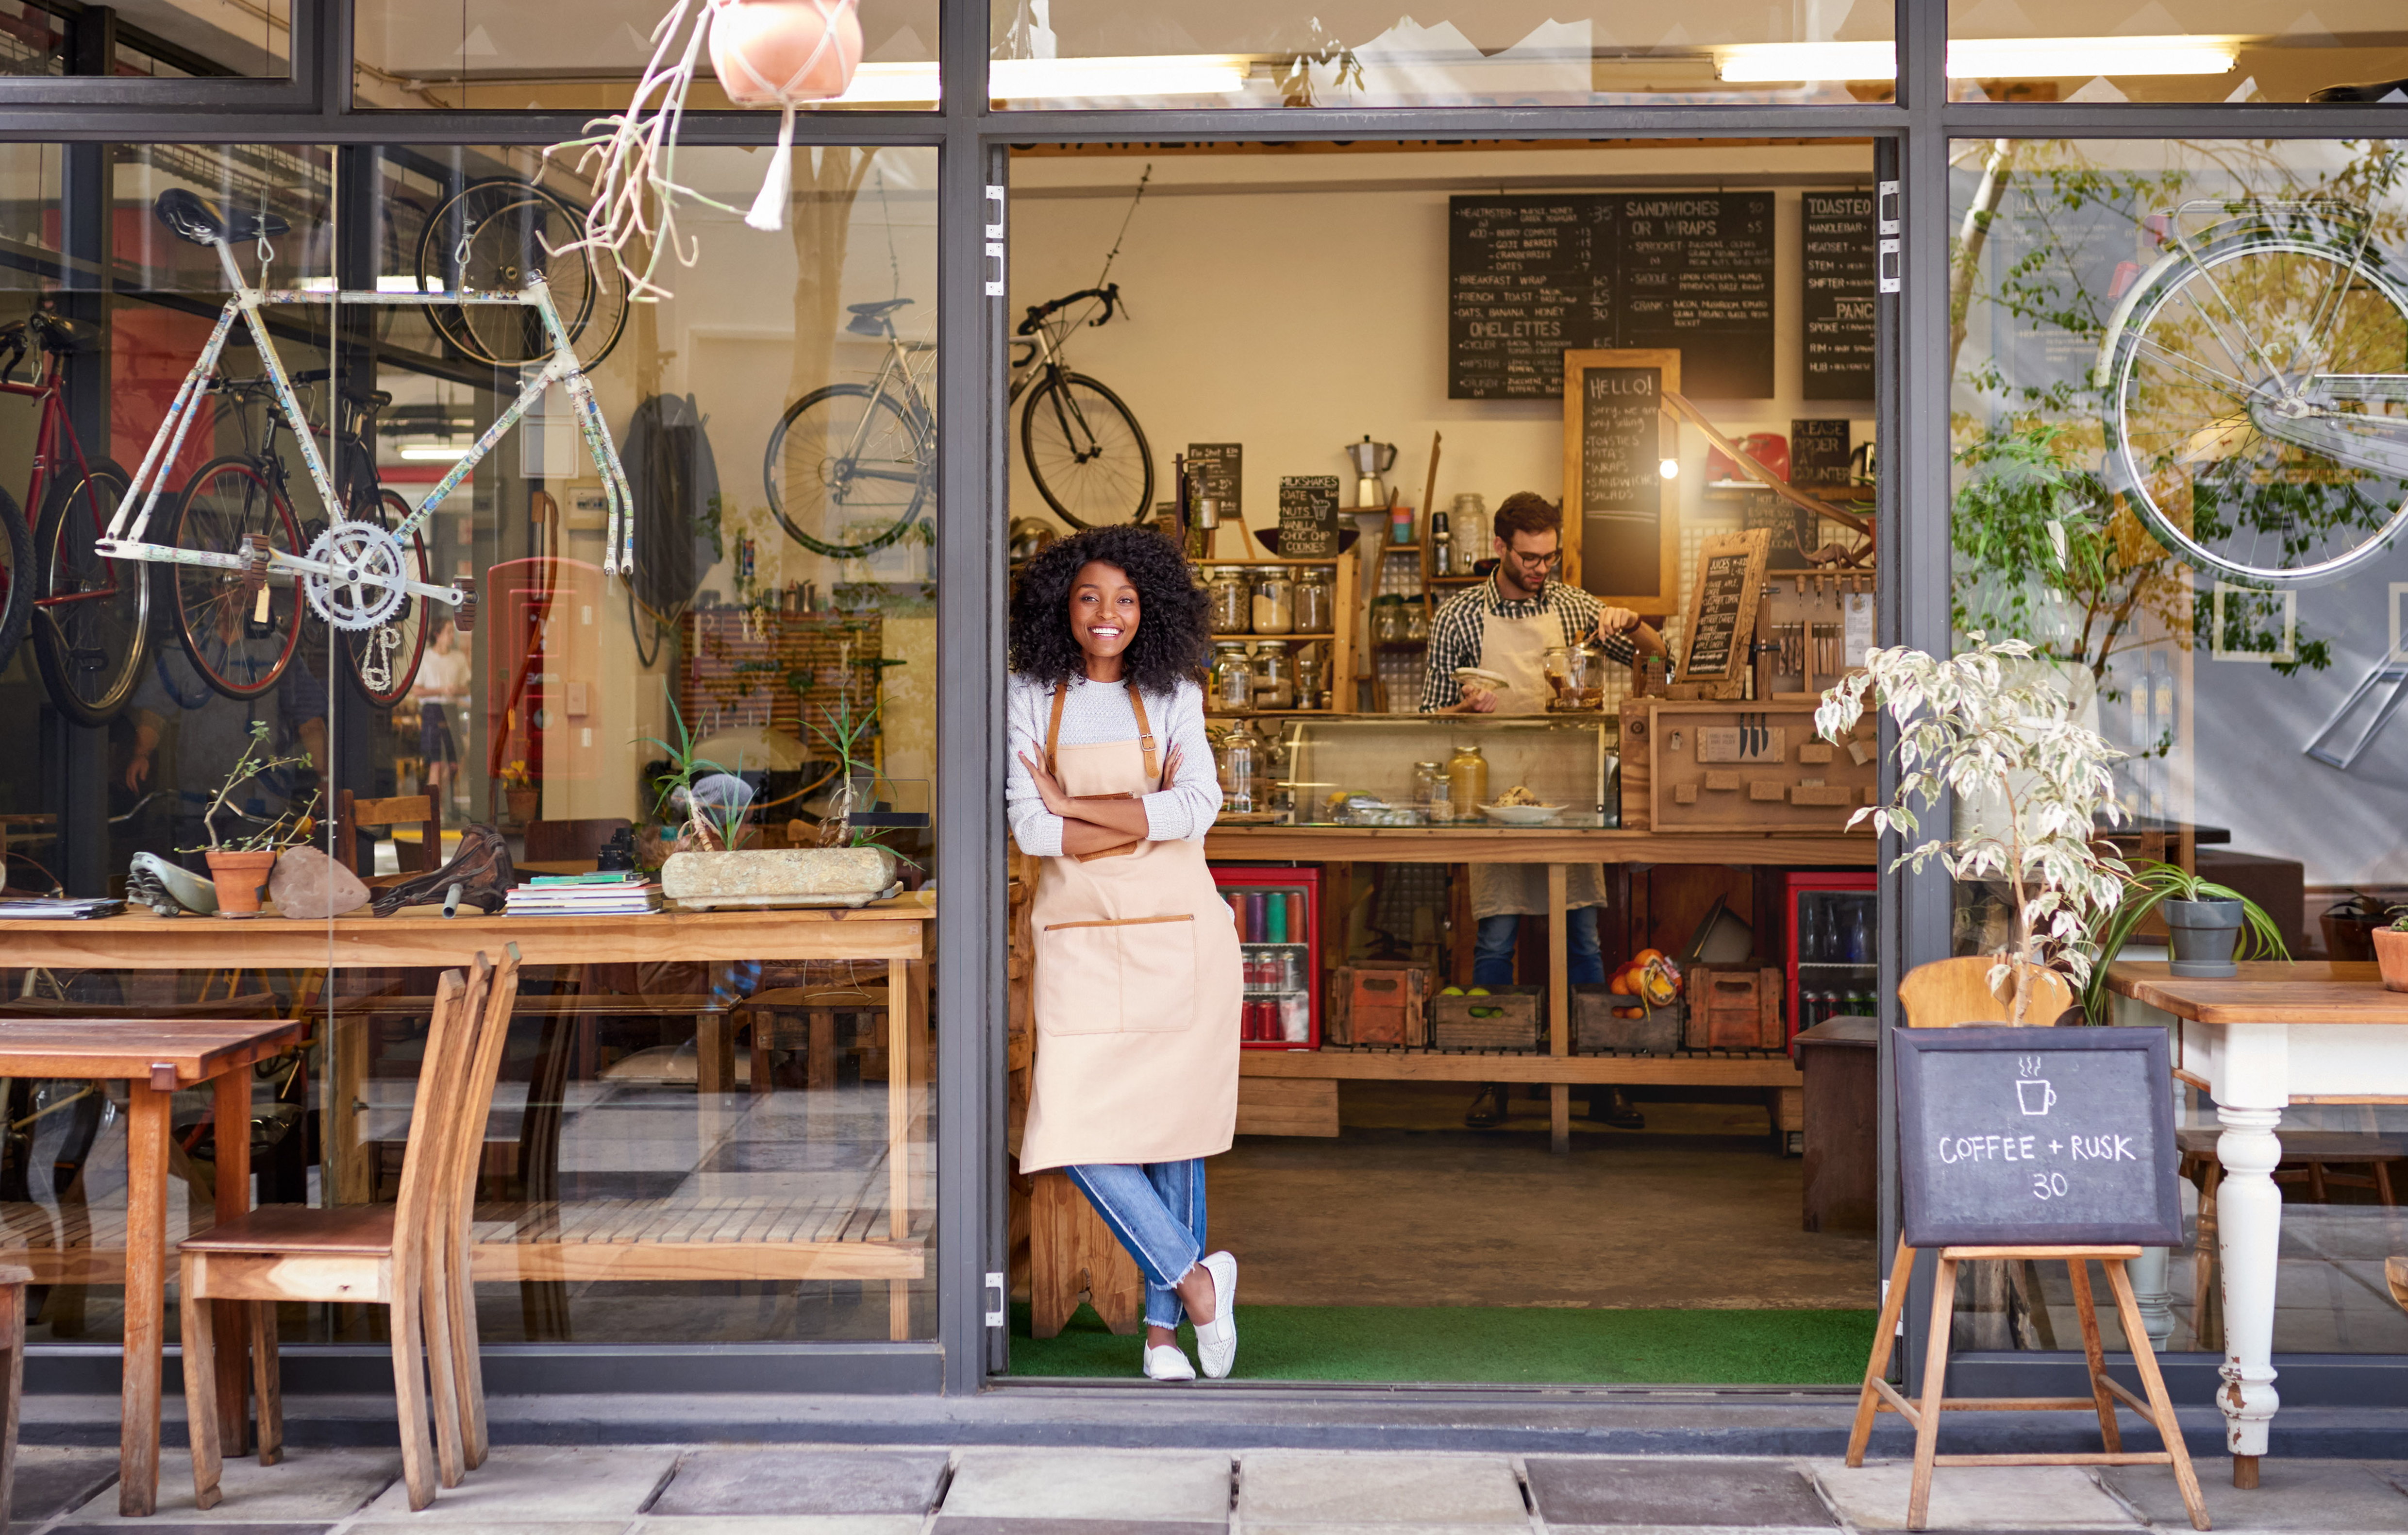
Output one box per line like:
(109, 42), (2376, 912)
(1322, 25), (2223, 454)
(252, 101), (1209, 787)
(640, 685), (751, 852)
(2080, 860), (2291, 1021)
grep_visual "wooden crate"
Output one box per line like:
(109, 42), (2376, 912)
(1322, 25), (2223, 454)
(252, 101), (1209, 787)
(1570, 984), (1679, 1054)
(1236, 1078), (1339, 1137)
(1684, 964), (1785, 1050)
(1328, 962), (1427, 1047)
(1431, 984), (1543, 1050)
(679, 609), (884, 740)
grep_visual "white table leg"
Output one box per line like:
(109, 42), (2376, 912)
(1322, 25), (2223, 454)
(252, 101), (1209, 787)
(2126, 1246), (2173, 1350)
(2215, 1101), (2284, 1484)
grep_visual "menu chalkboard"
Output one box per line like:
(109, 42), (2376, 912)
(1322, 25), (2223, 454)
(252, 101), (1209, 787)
(1687, 554), (1751, 676)
(1186, 442), (1241, 519)
(1565, 349), (1679, 610)
(1791, 418), (1853, 488)
(1741, 489), (1815, 573)
(1897, 1026), (2181, 1248)
(1675, 528), (1770, 697)
(1802, 190), (1877, 401)
(1450, 193), (1775, 400)
(1277, 475), (1342, 559)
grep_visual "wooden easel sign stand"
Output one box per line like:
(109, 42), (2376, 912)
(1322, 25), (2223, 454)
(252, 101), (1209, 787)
(1848, 1015), (2209, 1532)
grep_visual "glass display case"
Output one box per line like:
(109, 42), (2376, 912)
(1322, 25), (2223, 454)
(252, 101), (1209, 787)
(1270, 714), (1618, 828)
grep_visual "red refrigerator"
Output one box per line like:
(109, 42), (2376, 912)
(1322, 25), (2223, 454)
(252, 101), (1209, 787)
(1211, 864), (1322, 1050)
(1784, 871), (1879, 1046)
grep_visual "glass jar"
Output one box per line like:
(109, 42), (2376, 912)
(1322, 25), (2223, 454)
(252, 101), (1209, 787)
(1371, 593), (1408, 643)
(1218, 722), (1259, 814)
(1446, 742), (1489, 815)
(1212, 641), (1253, 711)
(1294, 566), (1334, 634)
(1293, 640), (1329, 709)
(1252, 641), (1295, 709)
(1404, 601), (1429, 642)
(1250, 571), (1295, 634)
(1412, 760), (1444, 813)
(1206, 567), (1251, 634)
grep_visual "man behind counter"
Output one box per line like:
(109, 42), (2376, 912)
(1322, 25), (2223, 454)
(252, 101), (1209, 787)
(1420, 492), (1668, 1130)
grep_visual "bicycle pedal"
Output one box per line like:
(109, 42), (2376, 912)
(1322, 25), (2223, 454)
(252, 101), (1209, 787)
(453, 575), (478, 635)
(239, 533), (273, 617)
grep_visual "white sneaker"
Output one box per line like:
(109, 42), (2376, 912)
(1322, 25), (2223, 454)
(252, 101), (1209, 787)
(1143, 1343), (1196, 1382)
(1193, 1251), (1238, 1379)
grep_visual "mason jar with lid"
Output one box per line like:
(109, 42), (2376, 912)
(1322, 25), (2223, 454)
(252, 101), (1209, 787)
(1219, 722), (1259, 814)
(1250, 570), (1295, 634)
(1294, 566), (1334, 634)
(1212, 641), (1253, 711)
(1252, 640), (1295, 709)
(1371, 593), (1409, 643)
(1206, 568), (1252, 633)
(1446, 741), (1490, 814)
(1404, 601), (1429, 642)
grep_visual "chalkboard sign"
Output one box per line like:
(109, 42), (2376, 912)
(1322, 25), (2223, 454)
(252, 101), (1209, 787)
(1277, 475), (1342, 559)
(1741, 489), (1815, 573)
(1801, 190), (1877, 401)
(1687, 556), (1750, 675)
(1563, 349), (1679, 611)
(1898, 1026), (2181, 1248)
(1450, 192), (1775, 400)
(1675, 528), (1769, 699)
(1791, 419), (1853, 488)
(1187, 442), (1241, 520)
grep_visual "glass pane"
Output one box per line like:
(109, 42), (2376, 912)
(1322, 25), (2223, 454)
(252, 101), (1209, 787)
(354, 0), (939, 111)
(95, 0), (293, 78)
(988, 1), (1897, 109)
(1948, 0), (2408, 103)
(1949, 135), (2408, 1354)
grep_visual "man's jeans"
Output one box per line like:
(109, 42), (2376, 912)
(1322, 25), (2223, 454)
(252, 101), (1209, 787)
(1472, 908), (1605, 987)
(1063, 1159), (1206, 1329)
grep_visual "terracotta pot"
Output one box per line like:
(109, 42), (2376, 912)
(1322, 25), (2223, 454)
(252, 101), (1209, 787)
(709, 0), (861, 104)
(2375, 927), (2408, 993)
(204, 848), (279, 918)
(505, 787), (539, 824)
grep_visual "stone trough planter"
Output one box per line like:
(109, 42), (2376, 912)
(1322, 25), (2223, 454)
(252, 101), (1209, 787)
(661, 845), (900, 911)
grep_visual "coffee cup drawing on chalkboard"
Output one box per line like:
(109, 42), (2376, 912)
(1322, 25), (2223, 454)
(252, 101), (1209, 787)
(2017, 1078), (2057, 1117)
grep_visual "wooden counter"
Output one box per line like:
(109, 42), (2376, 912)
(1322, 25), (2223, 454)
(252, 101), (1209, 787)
(1204, 824), (1874, 865)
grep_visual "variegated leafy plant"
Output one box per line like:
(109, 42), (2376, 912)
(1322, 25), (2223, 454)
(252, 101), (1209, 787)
(1818, 633), (2130, 1025)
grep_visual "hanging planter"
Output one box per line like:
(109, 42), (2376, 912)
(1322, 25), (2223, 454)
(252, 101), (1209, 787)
(712, 0), (863, 228)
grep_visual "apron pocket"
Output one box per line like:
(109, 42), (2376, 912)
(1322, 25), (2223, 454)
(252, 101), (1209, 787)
(1036, 914), (1197, 1036)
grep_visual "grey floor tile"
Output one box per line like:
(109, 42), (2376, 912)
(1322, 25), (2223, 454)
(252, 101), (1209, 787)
(1526, 1457), (1834, 1528)
(1542, 1528), (1840, 1535)
(1807, 1463), (2142, 1531)
(1235, 1452), (1524, 1525)
(345, 1525), (631, 1535)
(650, 1450), (947, 1517)
(354, 1447), (677, 1522)
(9, 1447), (119, 1532)
(941, 1449), (1231, 1522)
(933, 1521), (1225, 1535)
(636, 1519), (923, 1535)
(64, 1449), (400, 1525)
(51, 1527), (333, 1535)
(2099, 1458), (2408, 1531)
(1241, 1526), (1535, 1535)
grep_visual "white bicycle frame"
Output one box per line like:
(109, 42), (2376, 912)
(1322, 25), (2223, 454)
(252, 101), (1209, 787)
(95, 226), (635, 610)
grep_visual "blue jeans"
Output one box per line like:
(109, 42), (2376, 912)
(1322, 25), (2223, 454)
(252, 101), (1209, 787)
(1473, 909), (1604, 987)
(1063, 1159), (1206, 1330)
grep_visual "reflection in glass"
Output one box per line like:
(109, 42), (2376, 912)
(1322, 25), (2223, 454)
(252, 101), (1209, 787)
(1948, 0), (2408, 103)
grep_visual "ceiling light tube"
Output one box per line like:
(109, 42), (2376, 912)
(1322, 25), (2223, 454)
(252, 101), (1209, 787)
(1715, 36), (2238, 82)
(834, 54), (1250, 104)
(397, 443), (473, 462)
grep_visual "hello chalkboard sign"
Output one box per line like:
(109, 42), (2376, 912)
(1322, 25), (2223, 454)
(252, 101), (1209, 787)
(1897, 1026), (2182, 1248)
(1564, 348), (1681, 612)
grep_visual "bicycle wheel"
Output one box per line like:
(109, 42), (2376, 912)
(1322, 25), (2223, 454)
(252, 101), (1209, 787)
(765, 383), (931, 557)
(416, 177), (629, 369)
(31, 458), (148, 725)
(2101, 225), (2408, 586)
(1020, 370), (1153, 530)
(342, 490), (432, 708)
(168, 455), (302, 700)
(0, 483), (32, 678)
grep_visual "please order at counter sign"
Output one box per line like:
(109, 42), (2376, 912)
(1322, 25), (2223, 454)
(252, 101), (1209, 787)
(1896, 1026), (2182, 1248)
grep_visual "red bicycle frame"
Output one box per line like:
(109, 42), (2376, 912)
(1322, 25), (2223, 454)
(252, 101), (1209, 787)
(0, 340), (123, 615)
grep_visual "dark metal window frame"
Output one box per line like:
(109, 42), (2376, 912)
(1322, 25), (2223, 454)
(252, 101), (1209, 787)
(12, 0), (2405, 1403)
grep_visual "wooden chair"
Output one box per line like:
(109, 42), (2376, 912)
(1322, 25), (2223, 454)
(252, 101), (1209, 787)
(740, 978), (891, 1095)
(523, 818), (629, 865)
(0, 1263), (23, 1524)
(179, 949), (520, 1511)
(335, 789), (442, 877)
(1847, 956), (2209, 1533)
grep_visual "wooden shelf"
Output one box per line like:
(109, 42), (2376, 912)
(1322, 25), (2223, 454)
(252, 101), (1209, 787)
(1208, 632), (1338, 641)
(1240, 1047), (1800, 1088)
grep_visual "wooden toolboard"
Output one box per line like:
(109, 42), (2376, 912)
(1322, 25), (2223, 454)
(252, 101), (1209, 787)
(1644, 699), (1878, 834)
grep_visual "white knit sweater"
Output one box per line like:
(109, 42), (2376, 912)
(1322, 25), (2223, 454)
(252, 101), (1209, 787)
(1005, 673), (1221, 858)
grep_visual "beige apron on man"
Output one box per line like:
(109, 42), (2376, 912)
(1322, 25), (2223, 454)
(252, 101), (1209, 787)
(1464, 605), (1608, 920)
(1019, 683), (1241, 1174)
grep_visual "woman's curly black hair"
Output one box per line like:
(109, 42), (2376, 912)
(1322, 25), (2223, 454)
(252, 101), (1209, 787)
(1008, 524), (1211, 693)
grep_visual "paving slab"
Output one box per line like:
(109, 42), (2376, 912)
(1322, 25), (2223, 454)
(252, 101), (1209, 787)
(635, 1519), (924, 1535)
(940, 1449), (1231, 1522)
(9, 1447), (119, 1532)
(345, 1525), (631, 1535)
(1235, 1452), (1524, 1525)
(1526, 1456), (1835, 1527)
(649, 1450), (947, 1517)
(63, 1448), (399, 1524)
(354, 1446), (678, 1523)
(932, 1521), (1225, 1535)
(2099, 1458), (2408, 1531)
(1242, 1526), (1536, 1535)
(51, 1526), (334, 1535)
(1807, 1463), (2142, 1531)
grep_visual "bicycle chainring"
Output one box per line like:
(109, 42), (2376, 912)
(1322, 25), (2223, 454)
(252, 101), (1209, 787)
(302, 521), (412, 632)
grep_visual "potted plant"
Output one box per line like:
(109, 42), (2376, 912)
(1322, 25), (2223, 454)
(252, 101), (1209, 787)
(182, 721), (320, 918)
(2083, 861), (2290, 1006)
(1818, 633), (2132, 1025)
(500, 759), (538, 825)
(2377, 908), (2408, 994)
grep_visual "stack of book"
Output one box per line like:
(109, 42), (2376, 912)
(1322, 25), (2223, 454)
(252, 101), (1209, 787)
(503, 872), (663, 917)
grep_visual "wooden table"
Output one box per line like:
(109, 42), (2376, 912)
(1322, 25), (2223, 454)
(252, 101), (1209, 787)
(1208, 825), (1863, 1151)
(2105, 960), (2408, 1487)
(0, 1016), (307, 1517)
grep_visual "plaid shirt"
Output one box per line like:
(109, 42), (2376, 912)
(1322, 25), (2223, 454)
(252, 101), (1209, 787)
(1418, 575), (1639, 711)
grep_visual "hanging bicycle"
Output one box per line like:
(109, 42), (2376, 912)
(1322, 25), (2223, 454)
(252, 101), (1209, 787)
(96, 189), (635, 703)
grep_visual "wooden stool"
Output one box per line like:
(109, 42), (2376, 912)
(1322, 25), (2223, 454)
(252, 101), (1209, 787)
(1849, 1239), (2209, 1530)
(0, 1263), (22, 1525)
(1026, 1171), (1144, 1339)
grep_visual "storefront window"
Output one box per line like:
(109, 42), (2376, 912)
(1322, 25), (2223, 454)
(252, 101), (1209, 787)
(987, 2), (1897, 109)
(1948, 2), (2408, 103)
(1949, 135), (2408, 1355)
(352, 0), (938, 111)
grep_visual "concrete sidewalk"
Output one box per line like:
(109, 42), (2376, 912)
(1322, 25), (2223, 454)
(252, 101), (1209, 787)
(12, 1445), (2408, 1535)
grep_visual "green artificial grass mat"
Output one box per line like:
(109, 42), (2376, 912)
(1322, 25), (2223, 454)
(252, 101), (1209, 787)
(1007, 1301), (1877, 1385)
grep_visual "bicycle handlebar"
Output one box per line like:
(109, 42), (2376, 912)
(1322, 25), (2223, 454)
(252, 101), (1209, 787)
(1017, 282), (1123, 337)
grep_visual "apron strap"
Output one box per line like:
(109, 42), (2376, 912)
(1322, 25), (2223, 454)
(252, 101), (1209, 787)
(1126, 683), (1159, 789)
(1045, 682), (1069, 773)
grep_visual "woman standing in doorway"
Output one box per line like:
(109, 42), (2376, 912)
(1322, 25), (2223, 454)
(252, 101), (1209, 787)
(1007, 525), (1242, 1383)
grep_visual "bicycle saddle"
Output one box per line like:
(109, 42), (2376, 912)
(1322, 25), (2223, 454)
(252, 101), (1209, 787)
(846, 298), (914, 317)
(154, 187), (291, 248)
(27, 311), (92, 354)
(2308, 77), (2408, 101)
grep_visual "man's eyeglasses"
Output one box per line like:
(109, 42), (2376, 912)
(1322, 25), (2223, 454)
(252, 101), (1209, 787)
(1505, 548), (1563, 569)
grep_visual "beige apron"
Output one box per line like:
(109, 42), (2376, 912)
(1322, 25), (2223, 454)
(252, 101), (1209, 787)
(1467, 600), (1607, 920)
(1019, 682), (1241, 1174)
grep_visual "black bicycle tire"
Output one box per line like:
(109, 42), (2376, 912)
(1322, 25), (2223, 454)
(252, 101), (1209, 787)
(627, 581), (676, 671)
(0, 481), (33, 678)
(415, 177), (628, 370)
(1020, 370), (1154, 530)
(31, 458), (149, 726)
(342, 489), (432, 709)
(764, 383), (931, 557)
(167, 455), (302, 702)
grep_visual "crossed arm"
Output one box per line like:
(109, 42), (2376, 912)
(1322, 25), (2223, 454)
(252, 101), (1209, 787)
(1016, 745), (1186, 857)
